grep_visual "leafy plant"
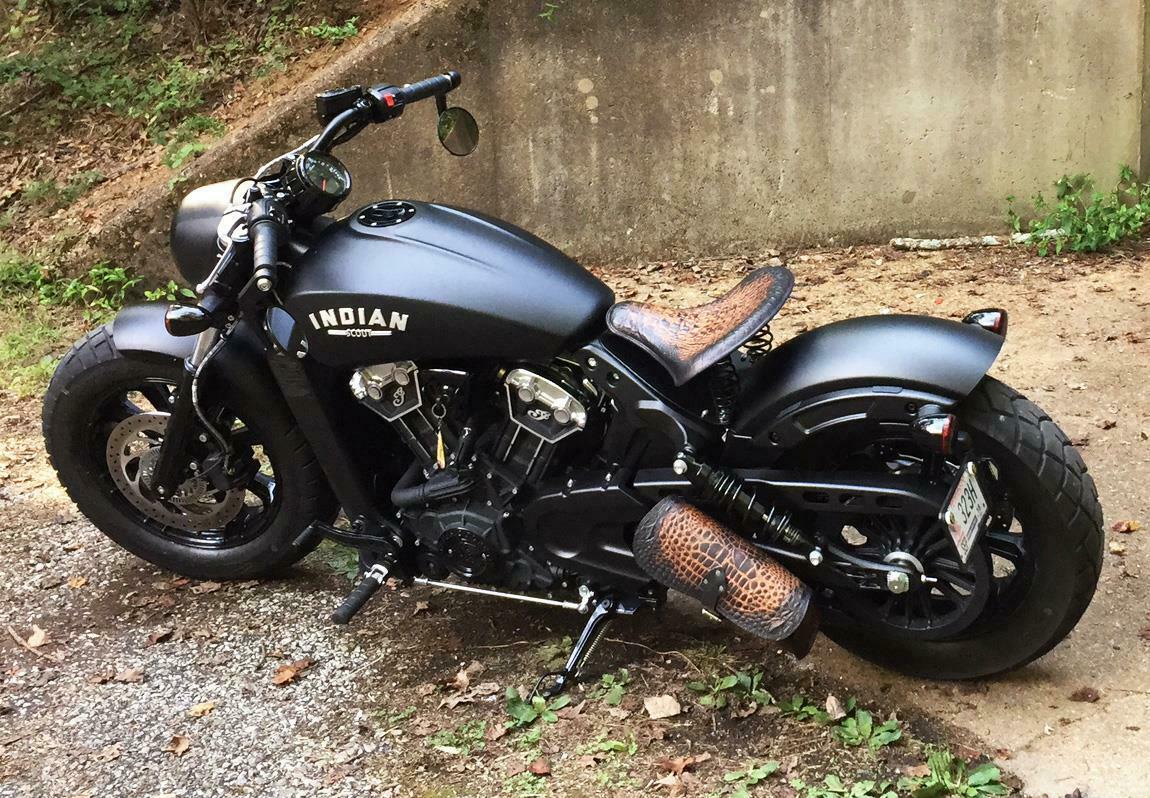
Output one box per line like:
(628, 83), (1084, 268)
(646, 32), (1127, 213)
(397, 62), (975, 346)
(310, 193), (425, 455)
(504, 772), (548, 798)
(144, 280), (196, 302)
(588, 668), (630, 705)
(586, 734), (638, 757)
(834, 709), (902, 750)
(790, 775), (898, 798)
(505, 687), (570, 729)
(1007, 165), (1150, 256)
(723, 761), (779, 797)
(302, 17), (359, 43)
(385, 706), (416, 727)
(902, 749), (1009, 798)
(539, 2), (563, 21)
(427, 719), (487, 756)
(778, 693), (830, 722)
(687, 669), (773, 711)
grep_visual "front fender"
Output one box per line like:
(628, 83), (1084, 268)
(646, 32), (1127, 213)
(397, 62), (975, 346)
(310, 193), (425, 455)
(730, 314), (1004, 455)
(110, 302), (283, 415)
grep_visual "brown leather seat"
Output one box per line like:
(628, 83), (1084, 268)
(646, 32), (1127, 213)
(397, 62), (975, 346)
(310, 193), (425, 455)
(605, 266), (793, 385)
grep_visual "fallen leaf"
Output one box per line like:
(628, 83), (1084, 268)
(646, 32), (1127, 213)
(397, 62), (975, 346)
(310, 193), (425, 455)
(92, 744), (121, 763)
(556, 699), (586, 720)
(654, 773), (680, 789)
(1110, 541), (1127, 556)
(163, 735), (190, 757)
(528, 757), (551, 776)
(113, 669), (144, 684)
(644, 694), (681, 720)
(145, 628), (173, 647)
(272, 657), (313, 685)
(1111, 520), (1142, 533)
(67, 576), (88, 589)
(576, 754), (600, 768)
(87, 672), (112, 685)
(485, 724), (508, 742)
(825, 694), (847, 721)
(1069, 687), (1101, 703)
(904, 764), (932, 778)
(187, 701), (215, 717)
(450, 660), (484, 692)
(412, 600), (432, 617)
(658, 752), (712, 776)
(191, 581), (222, 595)
(416, 683), (438, 697)
(1098, 419), (1118, 430)
(25, 626), (47, 649)
(506, 760), (527, 777)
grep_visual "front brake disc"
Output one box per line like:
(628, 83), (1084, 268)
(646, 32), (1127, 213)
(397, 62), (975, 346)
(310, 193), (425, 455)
(104, 412), (245, 532)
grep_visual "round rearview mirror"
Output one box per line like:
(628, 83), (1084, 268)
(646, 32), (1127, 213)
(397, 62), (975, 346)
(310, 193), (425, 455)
(437, 107), (479, 156)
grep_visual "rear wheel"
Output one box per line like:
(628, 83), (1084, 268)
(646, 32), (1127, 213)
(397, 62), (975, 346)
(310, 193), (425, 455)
(43, 326), (336, 580)
(787, 377), (1103, 678)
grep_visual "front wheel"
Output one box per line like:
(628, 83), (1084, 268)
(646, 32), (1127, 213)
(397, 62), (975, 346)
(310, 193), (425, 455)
(43, 326), (336, 580)
(796, 378), (1104, 679)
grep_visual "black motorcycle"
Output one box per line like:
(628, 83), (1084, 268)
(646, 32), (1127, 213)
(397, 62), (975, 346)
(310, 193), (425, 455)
(43, 71), (1104, 693)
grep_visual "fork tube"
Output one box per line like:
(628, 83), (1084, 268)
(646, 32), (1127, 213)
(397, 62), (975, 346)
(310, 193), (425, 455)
(151, 329), (219, 498)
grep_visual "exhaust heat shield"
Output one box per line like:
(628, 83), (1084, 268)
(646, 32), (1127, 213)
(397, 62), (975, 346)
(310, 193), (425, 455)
(634, 496), (818, 656)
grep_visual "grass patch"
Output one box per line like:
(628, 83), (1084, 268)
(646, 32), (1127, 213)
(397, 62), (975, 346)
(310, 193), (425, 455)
(0, 302), (76, 396)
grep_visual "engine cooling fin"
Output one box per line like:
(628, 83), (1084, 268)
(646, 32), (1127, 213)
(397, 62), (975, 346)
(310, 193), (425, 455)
(633, 496), (818, 656)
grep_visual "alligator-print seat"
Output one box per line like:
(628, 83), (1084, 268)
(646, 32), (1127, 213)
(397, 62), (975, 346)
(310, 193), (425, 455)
(605, 266), (794, 385)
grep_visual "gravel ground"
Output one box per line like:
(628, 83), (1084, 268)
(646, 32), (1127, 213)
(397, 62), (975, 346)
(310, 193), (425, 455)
(2, 243), (1147, 797)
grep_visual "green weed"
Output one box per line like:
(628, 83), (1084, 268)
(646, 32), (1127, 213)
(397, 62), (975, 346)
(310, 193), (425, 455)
(723, 761), (779, 797)
(587, 667), (630, 705)
(687, 669), (773, 712)
(143, 280), (196, 303)
(427, 719), (487, 756)
(1007, 165), (1150, 255)
(790, 775), (898, 798)
(504, 772), (548, 798)
(504, 687), (570, 730)
(834, 708), (902, 750)
(901, 749), (1009, 797)
(303, 17), (359, 43)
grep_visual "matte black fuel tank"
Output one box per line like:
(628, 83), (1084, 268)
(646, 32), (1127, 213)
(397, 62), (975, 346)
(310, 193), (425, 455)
(284, 201), (614, 367)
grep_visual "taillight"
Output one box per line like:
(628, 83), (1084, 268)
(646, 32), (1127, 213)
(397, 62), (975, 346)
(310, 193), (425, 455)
(962, 308), (1008, 337)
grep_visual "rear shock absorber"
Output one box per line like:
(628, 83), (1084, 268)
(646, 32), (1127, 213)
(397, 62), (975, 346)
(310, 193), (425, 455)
(674, 451), (818, 556)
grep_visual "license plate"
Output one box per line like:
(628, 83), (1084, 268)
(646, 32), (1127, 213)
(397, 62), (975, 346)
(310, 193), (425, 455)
(942, 461), (989, 565)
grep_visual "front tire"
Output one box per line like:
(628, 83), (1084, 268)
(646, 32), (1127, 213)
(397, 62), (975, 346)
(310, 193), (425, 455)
(43, 325), (336, 580)
(812, 378), (1104, 678)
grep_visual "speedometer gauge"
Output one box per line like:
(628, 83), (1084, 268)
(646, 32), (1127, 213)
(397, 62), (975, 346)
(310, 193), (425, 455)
(288, 152), (352, 217)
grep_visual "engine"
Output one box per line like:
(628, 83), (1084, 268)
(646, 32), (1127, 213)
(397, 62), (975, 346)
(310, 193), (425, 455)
(351, 362), (593, 589)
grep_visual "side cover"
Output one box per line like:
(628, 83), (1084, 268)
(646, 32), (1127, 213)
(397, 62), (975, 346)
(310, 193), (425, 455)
(732, 314), (1005, 451)
(283, 201), (615, 367)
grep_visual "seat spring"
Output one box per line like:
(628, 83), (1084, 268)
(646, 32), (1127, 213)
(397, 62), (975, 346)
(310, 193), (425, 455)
(741, 323), (774, 360)
(707, 358), (739, 427)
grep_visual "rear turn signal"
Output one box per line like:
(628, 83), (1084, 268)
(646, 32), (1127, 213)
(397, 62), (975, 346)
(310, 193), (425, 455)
(912, 405), (958, 455)
(962, 308), (1008, 337)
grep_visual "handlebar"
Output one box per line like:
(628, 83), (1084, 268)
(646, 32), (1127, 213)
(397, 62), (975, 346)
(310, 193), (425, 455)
(390, 70), (461, 105)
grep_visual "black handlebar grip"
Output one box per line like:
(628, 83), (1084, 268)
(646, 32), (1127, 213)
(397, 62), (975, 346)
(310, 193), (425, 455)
(397, 70), (461, 104)
(247, 197), (288, 273)
(330, 565), (389, 625)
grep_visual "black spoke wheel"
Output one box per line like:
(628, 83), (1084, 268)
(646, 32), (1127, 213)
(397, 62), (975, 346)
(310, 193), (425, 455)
(777, 377), (1103, 679)
(43, 326), (336, 580)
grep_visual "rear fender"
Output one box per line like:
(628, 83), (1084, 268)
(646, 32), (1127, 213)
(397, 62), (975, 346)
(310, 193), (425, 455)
(728, 315), (1004, 463)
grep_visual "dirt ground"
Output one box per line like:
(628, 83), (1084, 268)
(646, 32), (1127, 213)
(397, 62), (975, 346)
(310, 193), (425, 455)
(1, 243), (1147, 798)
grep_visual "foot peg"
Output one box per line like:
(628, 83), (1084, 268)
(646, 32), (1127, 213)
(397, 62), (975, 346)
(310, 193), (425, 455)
(633, 496), (818, 656)
(331, 563), (390, 625)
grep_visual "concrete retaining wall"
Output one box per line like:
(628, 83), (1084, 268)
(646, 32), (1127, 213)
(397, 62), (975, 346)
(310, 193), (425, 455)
(110, 0), (1148, 276)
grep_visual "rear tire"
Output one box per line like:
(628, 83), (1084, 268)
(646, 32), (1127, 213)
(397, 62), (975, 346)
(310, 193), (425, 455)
(821, 377), (1104, 678)
(42, 325), (336, 580)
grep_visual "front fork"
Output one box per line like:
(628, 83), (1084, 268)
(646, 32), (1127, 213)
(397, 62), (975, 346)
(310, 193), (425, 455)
(149, 328), (220, 498)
